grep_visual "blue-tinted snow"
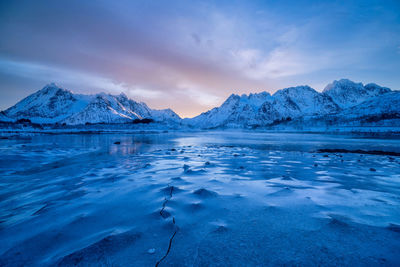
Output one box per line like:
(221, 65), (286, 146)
(0, 131), (399, 266)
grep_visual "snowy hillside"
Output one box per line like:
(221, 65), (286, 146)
(339, 91), (400, 120)
(272, 85), (339, 117)
(4, 84), (90, 123)
(0, 111), (13, 122)
(323, 79), (391, 109)
(3, 84), (181, 125)
(185, 92), (273, 128)
(186, 79), (395, 128)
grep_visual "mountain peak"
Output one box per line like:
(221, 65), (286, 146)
(33, 83), (74, 99)
(276, 85), (314, 94)
(244, 91), (271, 99)
(40, 83), (68, 93)
(227, 93), (240, 100)
(118, 92), (128, 99)
(221, 93), (240, 106)
(323, 79), (391, 109)
(323, 79), (362, 93)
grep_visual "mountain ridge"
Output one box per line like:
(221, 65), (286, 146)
(3, 83), (181, 125)
(185, 79), (398, 128)
(1, 79), (399, 128)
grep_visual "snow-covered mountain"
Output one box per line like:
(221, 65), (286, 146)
(186, 85), (340, 128)
(186, 79), (396, 128)
(339, 91), (400, 119)
(322, 79), (391, 109)
(186, 92), (273, 128)
(3, 83), (181, 125)
(272, 85), (339, 118)
(2, 79), (397, 129)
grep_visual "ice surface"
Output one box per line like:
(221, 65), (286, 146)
(0, 131), (399, 266)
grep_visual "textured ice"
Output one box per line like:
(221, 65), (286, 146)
(0, 131), (399, 266)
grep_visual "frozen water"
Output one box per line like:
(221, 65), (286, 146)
(0, 131), (400, 266)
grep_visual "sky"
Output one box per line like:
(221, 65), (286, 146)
(0, 0), (399, 118)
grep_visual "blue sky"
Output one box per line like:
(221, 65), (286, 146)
(0, 0), (399, 117)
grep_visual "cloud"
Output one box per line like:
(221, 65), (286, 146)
(177, 82), (222, 106)
(239, 46), (328, 79)
(127, 87), (163, 99)
(231, 45), (318, 79)
(0, 57), (162, 99)
(0, 0), (399, 117)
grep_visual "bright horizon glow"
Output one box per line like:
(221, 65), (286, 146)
(0, 0), (400, 118)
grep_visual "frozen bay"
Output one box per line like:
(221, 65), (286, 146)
(0, 131), (399, 266)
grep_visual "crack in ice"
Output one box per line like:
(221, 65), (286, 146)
(156, 185), (178, 267)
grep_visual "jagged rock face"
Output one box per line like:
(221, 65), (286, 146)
(323, 79), (391, 109)
(4, 84), (181, 125)
(116, 93), (153, 119)
(186, 79), (393, 128)
(256, 102), (281, 124)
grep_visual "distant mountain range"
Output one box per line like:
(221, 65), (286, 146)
(185, 79), (399, 129)
(1, 83), (180, 125)
(1, 79), (399, 129)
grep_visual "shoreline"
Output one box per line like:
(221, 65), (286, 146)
(1, 126), (400, 138)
